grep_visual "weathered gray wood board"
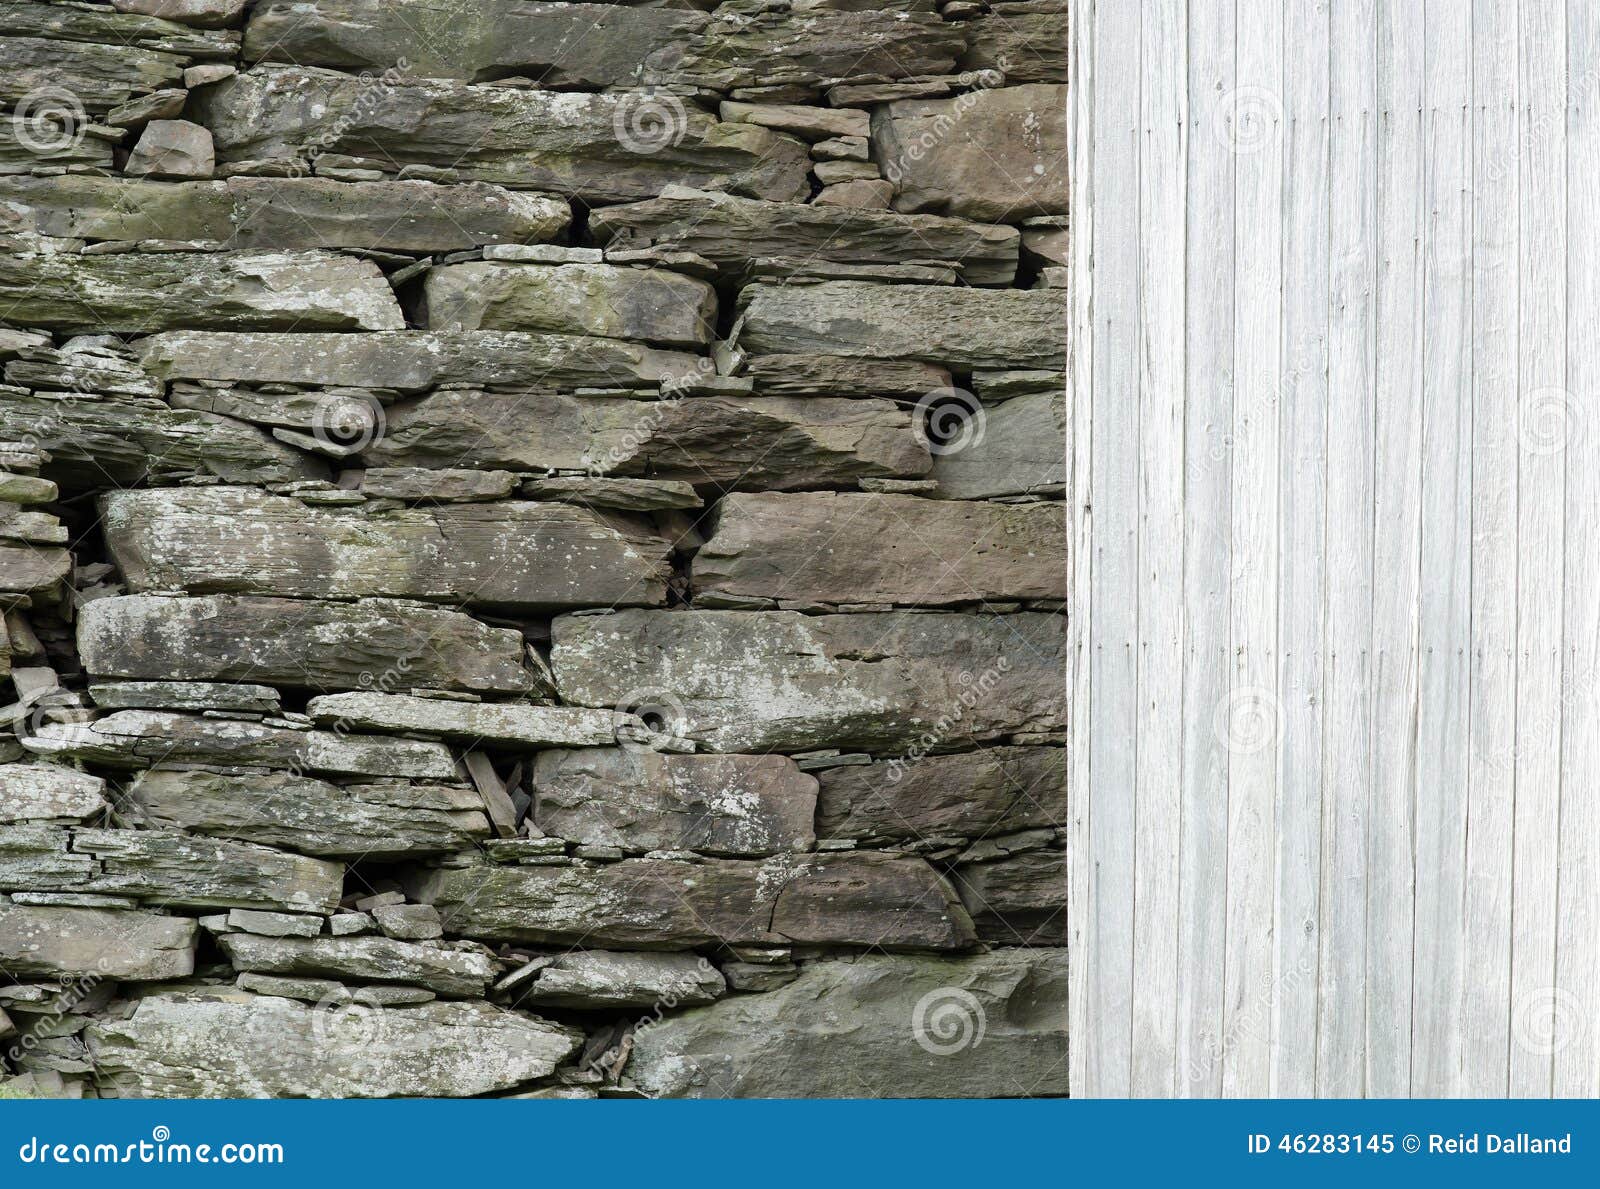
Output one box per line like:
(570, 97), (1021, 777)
(1073, 0), (1600, 1098)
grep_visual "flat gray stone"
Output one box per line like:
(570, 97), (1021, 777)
(530, 748), (817, 857)
(306, 693), (616, 750)
(0, 250), (402, 332)
(816, 747), (1066, 841)
(101, 488), (672, 612)
(694, 491), (1066, 607)
(626, 949), (1067, 1097)
(590, 187), (1018, 286)
(79, 594), (537, 695)
(23, 710), (457, 779)
(0, 389), (324, 489)
(85, 989), (581, 1098)
(871, 84), (1068, 221)
(0, 765), (108, 823)
(137, 330), (698, 392)
(952, 849), (1066, 946)
(194, 66), (811, 204)
(219, 933), (496, 998)
(737, 280), (1065, 370)
(366, 390), (929, 489)
(0, 824), (344, 913)
(412, 851), (975, 951)
(126, 768), (490, 859)
(242, 2), (959, 91)
(0, 905), (196, 980)
(551, 610), (1066, 752)
(929, 390), (1067, 499)
(422, 261), (717, 347)
(88, 681), (282, 713)
(226, 909), (321, 938)
(514, 950), (725, 1010)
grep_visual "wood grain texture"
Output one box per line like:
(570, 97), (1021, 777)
(1072, 0), (1600, 1097)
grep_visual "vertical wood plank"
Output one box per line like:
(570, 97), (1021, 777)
(1462, 0), (1520, 1099)
(1130, 0), (1187, 1099)
(1366, 0), (1425, 1096)
(1412, 0), (1473, 1097)
(1553, 0), (1599, 1098)
(1085, 0), (1142, 1097)
(1509, 0), (1567, 1099)
(1318, 0), (1378, 1097)
(1221, 0), (1284, 1098)
(1175, 0), (1235, 1100)
(1271, 0), (1329, 1099)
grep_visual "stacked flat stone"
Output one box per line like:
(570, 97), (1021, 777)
(0, 0), (1066, 1101)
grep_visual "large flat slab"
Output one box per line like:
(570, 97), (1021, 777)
(365, 390), (929, 488)
(0, 388), (325, 489)
(0, 251), (403, 332)
(102, 487), (672, 612)
(136, 330), (699, 391)
(413, 851), (975, 951)
(0, 824), (344, 913)
(816, 747), (1067, 841)
(85, 990), (581, 1098)
(422, 261), (716, 347)
(551, 610), (1067, 752)
(219, 934), (497, 998)
(22, 710), (458, 779)
(306, 693), (616, 750)
(194, 66), (811, 203)
(694, 491), (1067, 606)
(871, 84), (1069, 221)
(626, 949), (1067, 1098)
(79, 594), (537, 694)
(589, 187), (1019, 286)
(127, 768), (490, 859)
(0, 905), (196, 980)
(530, 748), (817, 856)
(0, 175), (568, 251)
(242, 1), (960, 90)
(737, 280), (1066, 369)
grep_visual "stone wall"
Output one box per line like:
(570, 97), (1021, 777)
(0, 0), (1066, 1099)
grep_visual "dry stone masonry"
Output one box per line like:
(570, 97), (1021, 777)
(0, 0), (1065, 1100)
